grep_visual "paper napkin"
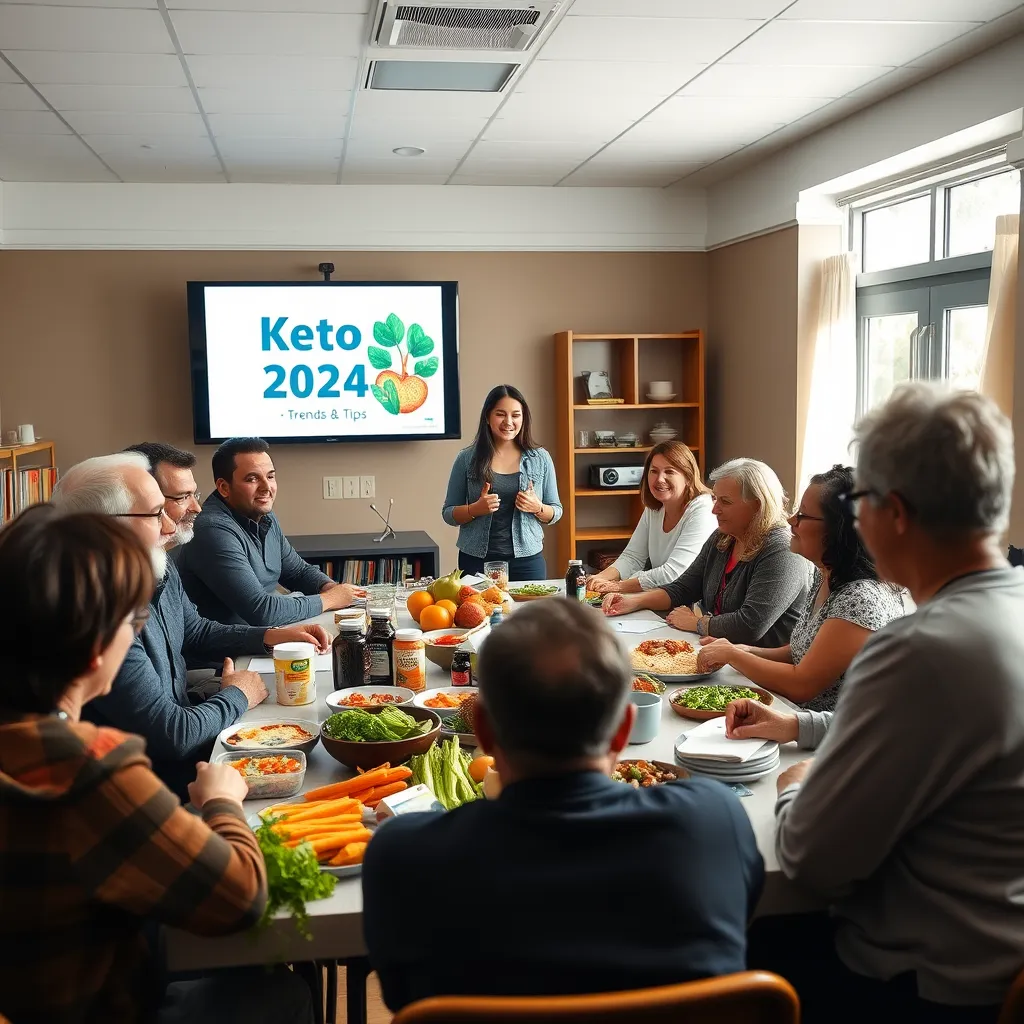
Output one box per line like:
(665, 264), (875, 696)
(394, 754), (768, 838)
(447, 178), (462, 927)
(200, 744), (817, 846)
(675, 717), (775, 763)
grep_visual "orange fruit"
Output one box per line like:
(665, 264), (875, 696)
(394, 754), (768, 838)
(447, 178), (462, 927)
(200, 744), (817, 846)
(419, 604), (453, 632)
(406, 590), (434, 623)
(468, 755), (494, 784)
(435, 599), (458, 618)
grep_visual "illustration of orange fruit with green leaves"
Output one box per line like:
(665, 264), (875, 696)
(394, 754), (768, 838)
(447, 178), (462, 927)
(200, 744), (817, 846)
(368, 313), (439, 415)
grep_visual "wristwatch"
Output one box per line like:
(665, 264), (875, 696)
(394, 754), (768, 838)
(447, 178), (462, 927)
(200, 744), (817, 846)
(696, 614), (711, 637)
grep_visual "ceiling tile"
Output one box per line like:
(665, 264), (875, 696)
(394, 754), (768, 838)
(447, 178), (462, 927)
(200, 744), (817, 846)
(0, 133), (114, 181)
(498, 90), (658, 123)
(198, 87), (351, 114)
(541, 17), (760, 62)
(63, 110), (207, 135)
(207, 111), (345, 137)
(0, 84), (47, 112)
(780, 0), (1014, 20)
(469, 139), (601, 161)
(170, 11), (366, 56)
(3, 51), (187, 86)
(169, 0), (367, 10)
(340, 171), (450, 184)
(570, 0), (783, 14)
(449, 171), (565, 185)
(562, 166), (692, 187)
(0, 6), (171, 52)
(186, 54), (358, 89)
(103, 157), (225, 183)
(0, 109), (70, 133)
(483, 116), (633, 143)
(354, 89), (503, 118)
(347, 114), (486, 143)
(722, 19), (978, 66)
(606, 123), (781, 162)
(343, 157), (460, 174)
(232, 168), (339, 183)
(1, 0), (154, 6)
(39, 85), (198, 113)
(0, 63), (22, 85)
(345, 138), (470, 159)
(642, 93), (830, 127)
(680, 63), (891, 98)
(516, 60), (707, 96)
(83, 134), (216, 157)
(217, 136), (342, 159)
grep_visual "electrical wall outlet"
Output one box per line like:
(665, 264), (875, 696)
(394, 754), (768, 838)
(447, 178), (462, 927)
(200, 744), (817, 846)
(360, 475), (375, 499)
(323, 476), (343, 499)
(342, 475), (358, 500)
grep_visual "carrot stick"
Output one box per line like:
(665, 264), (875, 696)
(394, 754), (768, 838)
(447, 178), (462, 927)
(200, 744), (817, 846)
(328, 842), (368, 866)
(296, 830), (372, 854)
(276, 798), (362, 824)
(303, 769), (391, 802)
(361, 781), (408, 805)
(379, 766), (413, 785)
(273, 815), (363, 837)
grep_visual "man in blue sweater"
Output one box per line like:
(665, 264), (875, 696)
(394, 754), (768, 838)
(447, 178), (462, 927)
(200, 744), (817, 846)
(52, 452), (329, 799)
(177, 437), (365, 627)
(362, 599), (763, 1012)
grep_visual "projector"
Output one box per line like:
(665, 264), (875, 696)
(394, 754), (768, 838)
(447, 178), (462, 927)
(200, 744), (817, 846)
(589, 465), (644, 489)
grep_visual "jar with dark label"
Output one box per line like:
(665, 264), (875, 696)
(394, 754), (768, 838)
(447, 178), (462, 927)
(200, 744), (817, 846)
(332, 620), (369, 690)
(366, 609), (396, 684)
(565, 558), (586, 602)
(451, 647), (472, 687)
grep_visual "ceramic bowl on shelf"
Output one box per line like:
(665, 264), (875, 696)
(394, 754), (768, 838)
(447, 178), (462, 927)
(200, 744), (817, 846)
(649, 422), (678, 445)
(646, 393), (677, 403)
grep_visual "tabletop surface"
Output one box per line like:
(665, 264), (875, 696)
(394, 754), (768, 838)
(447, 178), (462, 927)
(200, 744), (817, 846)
(166, 584), (812, 971)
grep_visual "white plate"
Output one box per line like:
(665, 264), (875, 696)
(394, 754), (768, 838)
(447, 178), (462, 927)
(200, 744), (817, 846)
(440, 728), (479, 748)
(680, 760), (780, 784)
(217, 720), (319, 754)
(653, 670), (714, 683)
(413, 688), (473, 719)
(677, 751), (780, 773)
(325, 686), (415, 712)
(674, 737), (780, 767)
(248, 811), (372, 879)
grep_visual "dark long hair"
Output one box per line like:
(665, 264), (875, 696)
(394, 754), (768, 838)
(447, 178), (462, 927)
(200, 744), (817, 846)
(469, 385), (538, 484)
(811, 465), (885, 593)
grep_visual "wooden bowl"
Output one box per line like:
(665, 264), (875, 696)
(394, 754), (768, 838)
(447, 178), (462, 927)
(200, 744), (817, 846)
(508, 588), (560, 602)
(320, 704), (441, 770)
(667, 685), (774, 721)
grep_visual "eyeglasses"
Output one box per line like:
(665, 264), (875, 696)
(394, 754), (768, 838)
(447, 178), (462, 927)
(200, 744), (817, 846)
(790, 510), (825, 525)
(838, 489), (879, 519)
(114, 508), (172, 521)
(163, 490), (201, 506)
(129, 610), (150, 636)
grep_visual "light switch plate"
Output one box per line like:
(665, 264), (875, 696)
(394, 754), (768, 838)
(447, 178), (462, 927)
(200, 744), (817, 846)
(342, 476), (358, 500)
(360, 475), (375, 499)
(323, 476), (343, 499)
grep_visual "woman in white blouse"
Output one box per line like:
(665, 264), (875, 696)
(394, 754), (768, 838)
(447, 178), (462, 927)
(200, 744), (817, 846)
(587, 442), (717, 595)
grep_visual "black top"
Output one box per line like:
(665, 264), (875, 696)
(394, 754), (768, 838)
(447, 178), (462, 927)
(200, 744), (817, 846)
(484, 471), (520, 558)
(362, 771), (764, 1012)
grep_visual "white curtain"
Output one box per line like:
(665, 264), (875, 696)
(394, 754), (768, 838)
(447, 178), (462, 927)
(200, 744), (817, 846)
(798, 252), (858, 497)
(978, 213), (1019, 418)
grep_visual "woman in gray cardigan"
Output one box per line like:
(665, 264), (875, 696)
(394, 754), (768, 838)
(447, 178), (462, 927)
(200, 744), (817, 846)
(604, 458), (808, 648)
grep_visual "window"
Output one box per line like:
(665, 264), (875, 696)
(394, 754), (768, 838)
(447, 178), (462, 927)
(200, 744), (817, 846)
(853, 164), (1020, 413)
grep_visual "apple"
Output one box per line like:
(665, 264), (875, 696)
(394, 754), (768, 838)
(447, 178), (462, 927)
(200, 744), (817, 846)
(374, 370), (428, 414)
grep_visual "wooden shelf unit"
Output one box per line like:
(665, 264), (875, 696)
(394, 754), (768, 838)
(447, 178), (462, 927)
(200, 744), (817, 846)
(0, 440), (58, 523)
(554, 331), (705, 572)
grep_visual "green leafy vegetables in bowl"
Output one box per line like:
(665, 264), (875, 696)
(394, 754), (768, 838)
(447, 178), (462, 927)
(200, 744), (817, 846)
(254, 817), (336, 938)
(323, 706), (431, 742)
(673, 685), (763, 712)
(510, 584), (558, 596)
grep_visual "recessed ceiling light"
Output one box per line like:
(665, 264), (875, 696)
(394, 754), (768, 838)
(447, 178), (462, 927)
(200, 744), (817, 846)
(393, 146), (425, 157)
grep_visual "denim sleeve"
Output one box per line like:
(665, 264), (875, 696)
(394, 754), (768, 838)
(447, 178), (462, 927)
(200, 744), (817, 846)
(537, 448), (562, 524)
(442, 450), (470, 527)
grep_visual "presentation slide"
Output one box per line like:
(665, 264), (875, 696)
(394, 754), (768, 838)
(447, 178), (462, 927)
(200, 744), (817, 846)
(201, 284), (450, 439)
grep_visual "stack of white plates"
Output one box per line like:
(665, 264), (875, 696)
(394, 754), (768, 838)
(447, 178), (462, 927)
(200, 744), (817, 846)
(674, 740), (781, 784)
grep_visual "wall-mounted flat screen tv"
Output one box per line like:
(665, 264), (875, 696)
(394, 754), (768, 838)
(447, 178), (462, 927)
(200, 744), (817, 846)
(187, 280), (460, 444)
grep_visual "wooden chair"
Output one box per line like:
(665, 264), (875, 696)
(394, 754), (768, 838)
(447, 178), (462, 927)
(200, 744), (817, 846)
(391, 971), (799, 1024)
(999, 966), (1024, 1024)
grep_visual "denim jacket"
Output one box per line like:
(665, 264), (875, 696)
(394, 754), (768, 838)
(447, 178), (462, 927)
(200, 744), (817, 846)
(442, 446), (563, 559)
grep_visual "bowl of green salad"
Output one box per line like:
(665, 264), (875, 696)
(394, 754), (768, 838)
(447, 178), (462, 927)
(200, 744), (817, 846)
(320, 704), (441, 769)
(668, 684), (773, 721)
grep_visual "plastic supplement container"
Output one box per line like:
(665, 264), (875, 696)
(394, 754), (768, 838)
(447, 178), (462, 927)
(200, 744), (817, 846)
(214, 748), (307, 800)
(273, 642), (316, 706)
(392, 629), (426, 692)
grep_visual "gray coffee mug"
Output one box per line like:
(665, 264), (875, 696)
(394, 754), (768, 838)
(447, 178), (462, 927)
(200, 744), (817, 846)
(627, 691), (662, 744)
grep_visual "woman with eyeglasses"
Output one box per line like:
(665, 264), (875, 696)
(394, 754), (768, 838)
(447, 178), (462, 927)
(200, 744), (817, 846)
(697, 465), (904, 710)
(0, 505), (312, 1024)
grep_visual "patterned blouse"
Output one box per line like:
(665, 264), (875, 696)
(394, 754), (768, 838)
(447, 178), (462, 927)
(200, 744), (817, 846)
(790, 569), (905, 712)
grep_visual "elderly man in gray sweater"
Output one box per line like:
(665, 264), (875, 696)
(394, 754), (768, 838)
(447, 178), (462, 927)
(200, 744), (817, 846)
(727, 385), (1023, 1024)
(52, 452), (329, 800)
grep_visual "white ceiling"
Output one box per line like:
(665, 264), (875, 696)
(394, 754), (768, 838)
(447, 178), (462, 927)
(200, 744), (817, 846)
(0, 0), (1021, 187)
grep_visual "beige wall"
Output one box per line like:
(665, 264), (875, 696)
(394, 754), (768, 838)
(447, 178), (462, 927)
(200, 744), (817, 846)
(0, 249), (707, 574)
(707, 227), (800, 499)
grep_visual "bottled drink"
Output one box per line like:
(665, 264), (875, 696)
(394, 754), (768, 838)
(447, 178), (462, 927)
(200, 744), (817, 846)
(366, 609), (396, 685)
(451, 647), (472, 687)
(332, 620), (369, 689)
(565, 559), (586, 602)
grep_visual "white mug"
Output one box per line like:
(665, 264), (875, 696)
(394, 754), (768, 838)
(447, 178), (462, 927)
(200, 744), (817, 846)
(18, 424), (35, 444)
(648, 381), (673, 396)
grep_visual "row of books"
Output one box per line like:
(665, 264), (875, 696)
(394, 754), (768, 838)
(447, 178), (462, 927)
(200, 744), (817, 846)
(0, 466), (58, 525)
(316, 557), (422, 586)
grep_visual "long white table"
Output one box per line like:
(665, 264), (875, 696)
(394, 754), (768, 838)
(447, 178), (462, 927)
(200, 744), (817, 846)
(166, 589), (818, 972)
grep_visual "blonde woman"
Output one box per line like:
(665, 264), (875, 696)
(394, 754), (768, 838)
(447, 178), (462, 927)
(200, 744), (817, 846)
(604, 458), (809, 647)
(588, 442), (716, 594)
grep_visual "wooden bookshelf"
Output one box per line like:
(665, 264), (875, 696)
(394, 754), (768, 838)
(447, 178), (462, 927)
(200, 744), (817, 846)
(0, 440), (58, 523)
(554, 331), (705, 573)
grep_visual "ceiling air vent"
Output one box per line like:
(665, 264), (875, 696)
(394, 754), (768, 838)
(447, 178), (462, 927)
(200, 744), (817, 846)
(373, 1), (559, 52)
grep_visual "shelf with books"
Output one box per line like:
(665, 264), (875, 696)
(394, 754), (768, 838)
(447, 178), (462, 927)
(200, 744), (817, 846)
(0, 440), (58, 525)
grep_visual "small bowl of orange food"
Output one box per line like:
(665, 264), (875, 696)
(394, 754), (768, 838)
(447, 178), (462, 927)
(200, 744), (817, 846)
(213, 749), (306, 800)
(325, 686), (416, 713)
(412, 687), (474, 721)
(421, 628), (474, 671)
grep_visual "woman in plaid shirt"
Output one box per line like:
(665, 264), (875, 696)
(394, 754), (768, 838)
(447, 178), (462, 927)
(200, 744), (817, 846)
(0, 506), (311, 1024)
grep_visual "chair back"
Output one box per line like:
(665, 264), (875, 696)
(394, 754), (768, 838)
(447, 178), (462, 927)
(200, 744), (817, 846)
(392, 970), (799, 1024)
(999, 966), (1024, 1024)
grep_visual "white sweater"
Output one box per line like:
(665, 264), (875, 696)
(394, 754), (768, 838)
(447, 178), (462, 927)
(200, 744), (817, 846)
(609, 494), (717, 591)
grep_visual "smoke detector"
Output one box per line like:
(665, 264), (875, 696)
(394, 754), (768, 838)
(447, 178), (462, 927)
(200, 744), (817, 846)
(371, 1), (559, 52)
